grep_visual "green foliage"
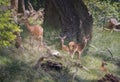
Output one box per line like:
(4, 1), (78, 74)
(0, 26), (120, 82)
(84, 0), (120, 28)
(24, 0), (46, 10)
(0, 0), (9, 5)
(0, 0), (21, 48)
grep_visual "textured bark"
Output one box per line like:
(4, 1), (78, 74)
(21, 0), (26, 15)
(10, 0), (18, 11)
(44, 0), (93, 43)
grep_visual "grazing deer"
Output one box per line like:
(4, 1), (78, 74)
(114, 23), (120, 32)
(59, 36), (69, 53)
(100, 61), (108, 73)
(103, 18), (118, 32)
(68, 36), (89, 59)
(24, 17), (43, 50)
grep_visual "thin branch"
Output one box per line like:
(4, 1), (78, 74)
(107, 48), (113, 58)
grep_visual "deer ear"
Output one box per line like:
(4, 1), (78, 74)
(83, 36), (86, 40)
(58, 35), (62, 39)
(83, 35), (90, 40)
(63, 35), (67, 39)
(59, 35), (67, 39)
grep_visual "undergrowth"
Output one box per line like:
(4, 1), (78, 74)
(0, 25), (120, 82)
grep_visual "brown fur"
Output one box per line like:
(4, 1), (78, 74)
(59, 36), (69, 52)
(100, 61), (108, 73)
(68, 37), (89, 59)
(24, 18), (43, 50)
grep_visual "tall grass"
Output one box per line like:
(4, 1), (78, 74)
(0, 25), (120, 82)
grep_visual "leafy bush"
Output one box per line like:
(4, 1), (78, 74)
(0, 0), (21, 48)
(85, 0), (120, 27)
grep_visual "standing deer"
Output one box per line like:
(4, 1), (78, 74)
(68, 36), (89, 59)
(24, 18), (43, 50)
(59, 36), (69, 53)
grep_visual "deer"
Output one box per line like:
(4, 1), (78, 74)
(23, 17), (43, 50)
(68, 36), (89, 59)
(100, 61), (108, 73)
(59, 36), (69, 53)
(103, 18), (118, 33)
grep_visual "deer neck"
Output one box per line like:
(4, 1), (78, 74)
(81, 40), (87, 49)
(25, 22), (32, 32)
(101, 64), (104, 67)
(61, 40), (65, 48)
(61, 42), (64, 48)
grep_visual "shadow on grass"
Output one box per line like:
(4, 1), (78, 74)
(90, 49), (120, 67)
(0, 52), (35, 82)
(43, 67), (98, 82)
(0, 48), (99, 82)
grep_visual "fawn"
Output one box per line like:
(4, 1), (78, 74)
(68, 36), (89, 59)
(103, 18), (118, 32)
(59, 36), (69, 52)
(100, 61), (108, 73)
(24, 18), (43, 50)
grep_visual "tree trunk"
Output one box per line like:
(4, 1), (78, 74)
(10, 0), (18, 11)
(21, 0), (26, 15)
(44, 0), (93, 42)
(10, 0), (18, 23)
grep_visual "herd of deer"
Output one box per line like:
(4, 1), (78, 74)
(13, 14), (90, 60)
(13, 16), (117, 77)
(59, 35), (89, 59)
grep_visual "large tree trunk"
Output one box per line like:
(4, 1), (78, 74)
(10, 0), (18, 11)
(44, 0), (93, 42)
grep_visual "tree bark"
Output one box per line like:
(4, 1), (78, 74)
(44, 0), (93, 43)
(21, 0), (26, 15)
(10, 0), (18, 23)
(10, 0), (18, 11)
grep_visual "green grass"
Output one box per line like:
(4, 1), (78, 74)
(0, 25), (120, 82)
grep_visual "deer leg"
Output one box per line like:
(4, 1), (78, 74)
(71, 53), (74, 59)
(38, 36), (43, 51)
(78, 52), (82, 59)
(40, 36), (43, 46)
(30, 35), (34, 48)
(71, 49), (77, 59)
(29, 36), (32, 45)
(71, 51), (75, 59)
(72, 47), (78, 59)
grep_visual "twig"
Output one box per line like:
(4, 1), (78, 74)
(89, 44), (98, 51)
(106, 48), (113, 59)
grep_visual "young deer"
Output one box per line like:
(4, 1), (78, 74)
(59, 36), (69, 52)
(68, 36), (89, 59)
(100, 61), (108, 73)
(103, 18), (118, 32)
(24, 18), (43, 50)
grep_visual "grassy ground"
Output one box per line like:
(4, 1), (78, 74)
(0, 24), (120, 82)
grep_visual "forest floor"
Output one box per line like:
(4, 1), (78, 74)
(0, 24), (120, 82)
